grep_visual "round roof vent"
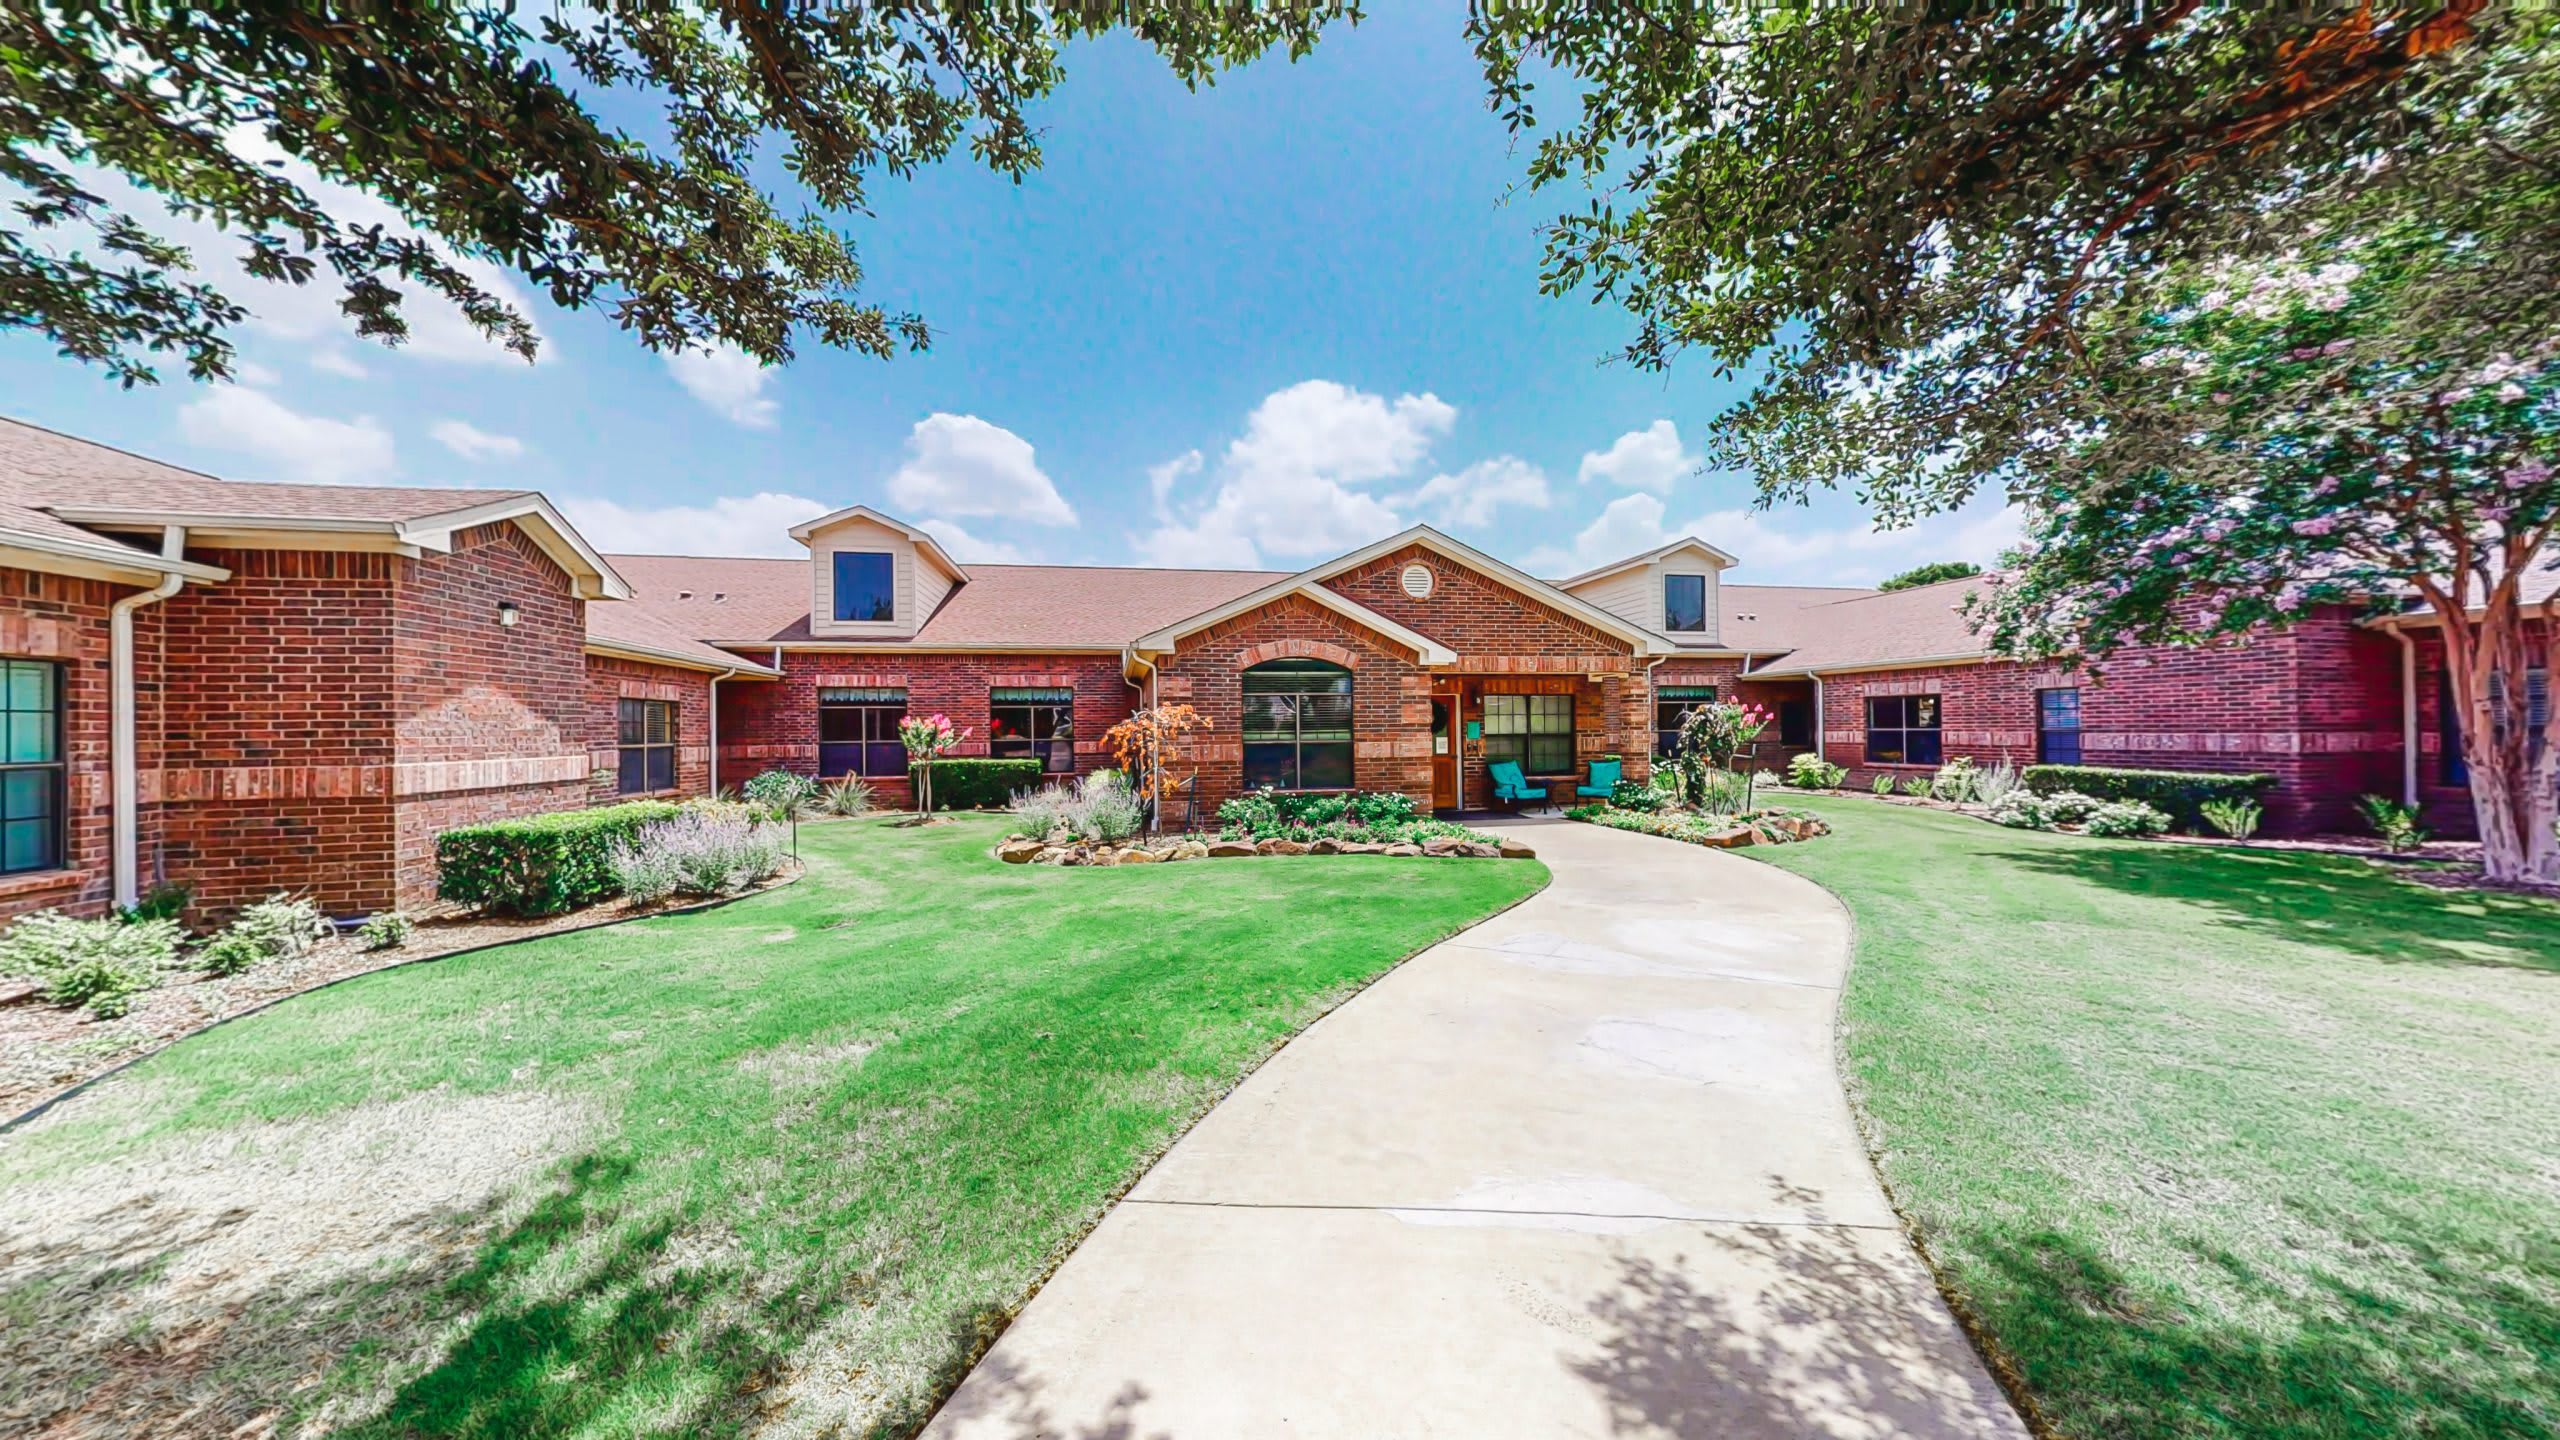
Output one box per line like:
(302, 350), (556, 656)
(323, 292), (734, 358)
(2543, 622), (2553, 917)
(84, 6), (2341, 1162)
(1400, 563), (1434, 599)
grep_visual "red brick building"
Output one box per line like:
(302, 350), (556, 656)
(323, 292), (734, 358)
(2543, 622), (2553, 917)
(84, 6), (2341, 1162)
(0, 418), (2542, 923)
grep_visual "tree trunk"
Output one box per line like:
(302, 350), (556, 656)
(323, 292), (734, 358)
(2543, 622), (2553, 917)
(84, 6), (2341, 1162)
(2436, 589), (2559, 885)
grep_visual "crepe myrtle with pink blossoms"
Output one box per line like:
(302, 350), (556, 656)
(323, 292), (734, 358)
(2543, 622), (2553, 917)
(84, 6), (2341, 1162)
(1972, 223), (2560, 883)
(898, 713), (969, 816)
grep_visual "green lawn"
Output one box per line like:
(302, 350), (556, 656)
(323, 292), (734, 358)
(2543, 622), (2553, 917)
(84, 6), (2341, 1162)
(0, 815), (1543, 1439)
(1751, 795), (2560, 1440)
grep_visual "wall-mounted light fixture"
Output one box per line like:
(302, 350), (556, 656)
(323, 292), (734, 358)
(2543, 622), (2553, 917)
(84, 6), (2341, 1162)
(497, 601), (521, 628)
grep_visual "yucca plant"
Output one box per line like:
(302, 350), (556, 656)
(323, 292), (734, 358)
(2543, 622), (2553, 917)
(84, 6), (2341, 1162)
(2199, 797), (2264, 841)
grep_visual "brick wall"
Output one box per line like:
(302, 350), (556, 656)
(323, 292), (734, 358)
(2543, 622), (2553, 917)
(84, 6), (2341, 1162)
(1158, 594), (1430, 809)
(2405, 618), (2556, 839)
(584, 655), (715, 803)
(0, 569), (132, 922)
(1812, 607), (2401, 833)
(716, 648), (1141, 807)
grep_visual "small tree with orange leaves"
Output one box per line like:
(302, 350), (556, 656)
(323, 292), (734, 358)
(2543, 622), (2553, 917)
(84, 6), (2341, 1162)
(1102, 704), (1210, 831)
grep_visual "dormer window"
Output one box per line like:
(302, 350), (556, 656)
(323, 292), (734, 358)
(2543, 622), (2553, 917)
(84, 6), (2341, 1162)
(833, 551), (896, 623)
(1664, 573), (1707, 633)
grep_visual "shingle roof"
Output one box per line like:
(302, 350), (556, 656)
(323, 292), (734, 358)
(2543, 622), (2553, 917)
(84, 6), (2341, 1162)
(1720, 584), (1882, 654)
(1743, 575), (1996, 675)
(585, 600), (779, 675)
(605, 554), (1287, 649)
(0, 415), (531, 522)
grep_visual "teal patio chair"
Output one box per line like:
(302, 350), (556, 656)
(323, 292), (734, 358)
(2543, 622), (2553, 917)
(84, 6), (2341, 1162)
(1577, 757), (1622, 802)
(1488, 759), (1551, 813)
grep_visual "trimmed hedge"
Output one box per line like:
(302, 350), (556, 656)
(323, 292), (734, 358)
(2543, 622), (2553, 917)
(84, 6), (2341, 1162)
(915, 758), (1046, 811)
(2021, 765), (2275, 829)
(435, 801), (681, 915)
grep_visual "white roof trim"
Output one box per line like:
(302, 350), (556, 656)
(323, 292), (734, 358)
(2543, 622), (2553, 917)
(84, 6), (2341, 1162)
(584, 636), (781, 677)
(1301, 584), (1459, 665)
(45, 495), (633, 600)
(1135, 525), (1676, 658)
(1747, 651), (1994, 679)
(1556, 535), (1743, 589)
(1128, 573), (1456, 664)
(784, 503), (971, 585)
(0, 526), (232, 584)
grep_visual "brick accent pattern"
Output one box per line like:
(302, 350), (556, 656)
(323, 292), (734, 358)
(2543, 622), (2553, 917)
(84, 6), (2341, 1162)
(584, 655), (715, 802)
(716, 648), (1140, 805)
(1158, 593), (1431, 809)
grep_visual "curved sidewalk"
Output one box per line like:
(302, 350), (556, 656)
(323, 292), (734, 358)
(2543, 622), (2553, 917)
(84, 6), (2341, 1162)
(922, 817), (2027, 1439)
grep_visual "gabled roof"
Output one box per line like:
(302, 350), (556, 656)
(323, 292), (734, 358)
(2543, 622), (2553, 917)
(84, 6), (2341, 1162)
(586, 601), (780, 677)
(1131, 580), (1458, 665)
(786, 503), (968, 584)
(1741, 574), (1995, 676)
(607, 554), (1285, 649)
(1134, 524), (1680, 659)
(0, 416), (631, 599)
(1557, 535), (1741, 588)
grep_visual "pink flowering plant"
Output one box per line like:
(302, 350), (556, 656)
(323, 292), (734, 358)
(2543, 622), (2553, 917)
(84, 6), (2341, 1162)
(1971, 212), (2560, 882)
(898, 713), (970, 815)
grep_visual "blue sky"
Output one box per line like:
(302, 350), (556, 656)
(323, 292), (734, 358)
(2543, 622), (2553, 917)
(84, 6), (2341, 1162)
(0, 5), (2016, 585)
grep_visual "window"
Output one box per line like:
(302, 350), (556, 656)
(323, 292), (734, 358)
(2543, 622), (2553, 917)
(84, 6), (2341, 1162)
(2036, 687), (2082, 765)
(1486, 691), (1576, 775)
(615, 698), (676, 794)
(0, 661), (61, 874)
(990, 687), (1075, 773)
(1776, 699), (1814, 750)
(1663, 574), (1708, 633)
(1654, 685), (1717, 758)
(819, 687), (909, 776)
(831, 551), (896, 623)
(2443, 666), (2550, 785)
(1864, 693), (1942, 766)
(1241, 660), (1353, 791)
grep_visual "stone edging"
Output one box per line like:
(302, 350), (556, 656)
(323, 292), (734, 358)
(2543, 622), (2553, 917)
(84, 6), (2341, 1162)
(0, 867), (804, 1136)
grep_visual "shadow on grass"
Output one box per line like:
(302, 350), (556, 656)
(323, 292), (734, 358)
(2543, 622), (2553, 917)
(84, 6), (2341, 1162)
(1947, 1223), (2560, 1439)
(1987, 840), (2560, 974)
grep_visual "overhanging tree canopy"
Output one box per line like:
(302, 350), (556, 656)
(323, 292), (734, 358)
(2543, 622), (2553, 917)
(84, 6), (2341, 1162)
(3, 2), (1350, 384)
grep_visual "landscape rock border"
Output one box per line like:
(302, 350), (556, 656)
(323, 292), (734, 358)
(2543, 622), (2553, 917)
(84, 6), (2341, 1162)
(995, 833), (1536, 866)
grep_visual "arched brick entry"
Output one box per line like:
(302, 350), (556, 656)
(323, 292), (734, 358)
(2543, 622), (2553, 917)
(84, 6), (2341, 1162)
(1235, 638), (1360, 669)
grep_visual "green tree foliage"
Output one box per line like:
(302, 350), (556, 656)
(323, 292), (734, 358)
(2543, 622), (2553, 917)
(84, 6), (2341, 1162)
(3, 2), (1350, 384)
(1876, 561), (1980, 593)
(1468, 3), (2546, 519)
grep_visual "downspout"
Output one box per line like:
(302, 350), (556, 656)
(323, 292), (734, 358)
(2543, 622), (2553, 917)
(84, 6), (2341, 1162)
(706, 665), (739, 796)
(2392, 622), (2420, 808)
(1810, 674), (1826, 764)
(111, 526), (188, 908)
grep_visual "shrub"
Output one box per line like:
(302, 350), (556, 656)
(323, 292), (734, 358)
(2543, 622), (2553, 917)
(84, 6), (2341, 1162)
(741, 768), (822, 818)
(1899, 776), (1931, 798)
(2022, 765), (2275, 830)
(115, 882), (191, 926)
(2041, 790), (2102, 826)
(1988, 790), (2048, 829)
(1870, 774), (1895, 796)
(1215, 787), (1455, 844)
(436, 801), (682, 915)
(1674, 700), (1771, 770)
(914, 758), (1045, 811)
(2199, 797), (2265, 841)
(1755, 768), (1787, 789)
(1058, 769), (1145, 842)
(1610, 778), (1672, 811)
(1010, 783), (1072, 838)
(357, 910), (413, 951)
(2356, 794), (2430, 852)
(816, 775), (875, 817)
(1971, 759), (2025, 809)
(611, 810), (789, 903)
(1692, 767), (1753, 816)
(196, 932), (266, 977)
(1785, 753), (1846, 789)
(228, 894), (329, 961)
(0, 911), (181, 1017)
(2084, 800), (2172, 837)
(1928, 758), (1979, 803)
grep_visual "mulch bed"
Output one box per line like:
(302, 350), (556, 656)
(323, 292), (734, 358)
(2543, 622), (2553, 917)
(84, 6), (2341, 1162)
(0, 867), (798, 1126)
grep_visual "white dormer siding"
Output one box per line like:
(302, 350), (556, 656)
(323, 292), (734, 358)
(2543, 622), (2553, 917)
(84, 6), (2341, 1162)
(792, 509), (968, 640)
(1560, 539), (1730, 646)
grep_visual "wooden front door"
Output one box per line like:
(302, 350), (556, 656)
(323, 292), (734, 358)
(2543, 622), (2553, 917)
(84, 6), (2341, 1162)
(1430, 696), (1458, 812)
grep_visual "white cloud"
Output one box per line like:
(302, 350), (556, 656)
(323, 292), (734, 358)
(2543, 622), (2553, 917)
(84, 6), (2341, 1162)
(430, 418), (526, 463)
(664, 344), (779, 428)
(560, 491), (830, 557)
(58, 132), (545, 368)
(1147, 449), (1203, 521)
(919, 516), (1035, 564)
(886, 414), (1075, 526)
(1523, 491), (2026, 586)
(1136, 379), (1455, 566)
(233, 360), (282, 388)
(1392, 455), (1551, 529)
(178, 386), (396, 484)
(309, 347), (371, 379)
(1576, 419), (1698, 494)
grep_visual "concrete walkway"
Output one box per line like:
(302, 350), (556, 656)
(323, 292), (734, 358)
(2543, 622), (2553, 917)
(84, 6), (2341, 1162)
(921, 818), (2028, 1440)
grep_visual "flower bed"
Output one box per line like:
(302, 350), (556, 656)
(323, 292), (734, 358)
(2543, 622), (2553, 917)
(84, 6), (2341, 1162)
(997, 830), (1533, 866)
(1567, 802), (1830, 848)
